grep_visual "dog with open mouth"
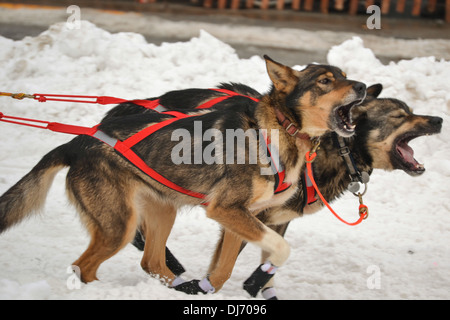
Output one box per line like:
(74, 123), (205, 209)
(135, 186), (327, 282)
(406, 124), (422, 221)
(0, 57), (366, 294)
(186, 85), (443, 298)
(129, 83), (442, 298)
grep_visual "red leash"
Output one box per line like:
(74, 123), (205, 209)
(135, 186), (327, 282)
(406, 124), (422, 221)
(305, 148), (368, 226)
(0, 112), (98, 135)
(0, 91), (162, 109)
(1, 90), (259, 109)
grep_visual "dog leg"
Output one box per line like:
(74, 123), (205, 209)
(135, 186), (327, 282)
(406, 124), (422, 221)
(242, 227), (290, 297)
(257, 223), (289, 299)
(206, 204), (290, 297)
(207, 228), (226, 276)
(71, 206), (138, 283)
(132, 229), (186, 276)
(72, 225), (135, 283)
(140, 200), (178, 286)
(178, 230), (242, 294)
(259, 251), (278, 300)
(68, 178), (139, 283)
(175, 229), (243, 295)
(208, 230), (242, 290)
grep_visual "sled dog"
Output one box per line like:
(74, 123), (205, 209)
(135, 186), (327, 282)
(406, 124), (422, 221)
(0, 57), (366, 291)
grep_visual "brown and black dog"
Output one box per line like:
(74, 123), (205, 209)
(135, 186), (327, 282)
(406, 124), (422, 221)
(0, 57), (366, 293)
(206, 87), (443, 298)
(129, 83), (442, 297)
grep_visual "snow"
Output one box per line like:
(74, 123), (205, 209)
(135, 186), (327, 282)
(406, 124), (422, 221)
(2, 7), (450, 61)
(0, 17), (449, 300)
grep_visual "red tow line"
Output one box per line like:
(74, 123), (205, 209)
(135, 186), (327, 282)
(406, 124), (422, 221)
(305, 149), (369, 226)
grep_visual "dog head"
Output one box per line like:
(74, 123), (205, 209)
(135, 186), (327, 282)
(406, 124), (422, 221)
(354, 84), (443, 176)
(264, 56), (367, 138)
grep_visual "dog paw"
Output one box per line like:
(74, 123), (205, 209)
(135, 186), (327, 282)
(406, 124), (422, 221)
(174, 280), (205, 295)
(243, 262), (278, 297)
(174, 277), (215, 295)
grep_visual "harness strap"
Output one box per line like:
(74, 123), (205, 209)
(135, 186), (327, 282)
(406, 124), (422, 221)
(304, 169), (318, 205)
(32, 93), (169, 112)
(121, 116), (185, 151)
(196, 89), (259, 109)
(335, 134), (361, 181)
(333, 133), (370, 194)
(0, 112), (98, 136)
(113, 139), (207, 201)
(1, 89), (290, 201)
(260, 131), (291, 194)
(34, 94), (129, 105)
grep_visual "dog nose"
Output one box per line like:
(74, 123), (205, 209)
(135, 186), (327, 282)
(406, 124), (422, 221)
(353, 82), (366, 95)
(429, 116), (443, 127)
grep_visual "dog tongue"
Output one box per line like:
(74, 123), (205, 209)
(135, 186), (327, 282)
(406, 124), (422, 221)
(397, 142), (417, 165)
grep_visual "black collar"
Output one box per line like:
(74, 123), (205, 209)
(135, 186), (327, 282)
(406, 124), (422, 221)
(332, 133), (370, 194)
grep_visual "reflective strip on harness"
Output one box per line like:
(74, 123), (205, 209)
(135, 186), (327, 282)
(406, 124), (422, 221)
(93, 130), (118, 147)
(304, 170), (318, 205)
(153, 105), (168, 112)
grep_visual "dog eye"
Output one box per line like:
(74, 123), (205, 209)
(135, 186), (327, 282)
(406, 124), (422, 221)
(318, 78), (331, 84)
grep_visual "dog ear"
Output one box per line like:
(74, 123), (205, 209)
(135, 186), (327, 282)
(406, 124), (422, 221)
(366, 83), (383, 98)
(264, 55), (299, 94)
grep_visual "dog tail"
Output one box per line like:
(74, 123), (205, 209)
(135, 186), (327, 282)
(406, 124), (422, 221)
(0, 144), (70, 234)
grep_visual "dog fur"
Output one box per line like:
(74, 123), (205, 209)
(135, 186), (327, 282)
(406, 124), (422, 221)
(0, 57), (366, 286)
(205, 86), (443, 296)
(129, 83), (443, 296)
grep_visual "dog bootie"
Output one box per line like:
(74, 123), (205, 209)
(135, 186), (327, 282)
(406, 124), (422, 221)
(174, 277), (215, 295)
(243, 262), (278, 297)
(261, 287), (278, 300)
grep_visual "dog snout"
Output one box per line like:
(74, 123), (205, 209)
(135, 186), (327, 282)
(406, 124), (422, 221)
(352, 82), (366, 97)
(429, 116), (443, 128)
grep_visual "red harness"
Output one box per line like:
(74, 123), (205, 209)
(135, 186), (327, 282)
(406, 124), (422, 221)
(0, 89), (291, 202)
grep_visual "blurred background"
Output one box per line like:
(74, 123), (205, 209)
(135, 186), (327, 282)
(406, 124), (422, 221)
(0, 0), (449, 66)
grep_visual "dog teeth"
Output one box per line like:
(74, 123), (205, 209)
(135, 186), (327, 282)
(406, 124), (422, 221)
(416, 163), (425, 169)
(343, 123), (355, 131)
(337, 107), (354, 131)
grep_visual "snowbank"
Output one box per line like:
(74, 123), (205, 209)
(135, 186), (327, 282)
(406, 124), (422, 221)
(2, 7), (450, 61)
(0, 22), (449, 300)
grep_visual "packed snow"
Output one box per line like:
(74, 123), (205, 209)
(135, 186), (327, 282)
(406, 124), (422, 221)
(0, 20), (449, 300)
